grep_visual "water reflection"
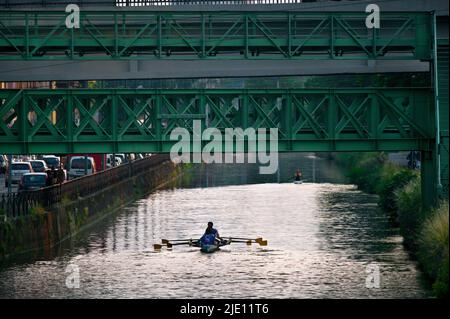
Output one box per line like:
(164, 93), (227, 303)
(0, 153), (430, 298)
(180, 153), (347, 188)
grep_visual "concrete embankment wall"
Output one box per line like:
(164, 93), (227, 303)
(0, 157), (181, 260)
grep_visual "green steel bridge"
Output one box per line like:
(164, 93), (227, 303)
(0, 8), (448, 207)
(0, 88), (434, 154)
(0, 11), (432, 60)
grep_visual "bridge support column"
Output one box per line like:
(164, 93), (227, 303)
(421, 149), (439, 211)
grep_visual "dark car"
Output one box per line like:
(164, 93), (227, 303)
(18, 173), (48, 191)
(29, 160), (49, 173)
(42, 156), (60, 169)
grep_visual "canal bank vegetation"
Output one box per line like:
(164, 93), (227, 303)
(334, 152), (448, 298)
(418, 202), (449, 298)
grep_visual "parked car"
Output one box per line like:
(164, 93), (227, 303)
(66, 154), (107, 171)
(114, 153), (128, 164)
(42, 155), (60, 169)
(0, 155), (7, 174)
(68, 156), (96, 180)
(5, 162), (33, 187)
(18, 173), (48, 191)
(106, 155), (122, 168)
(29, 160), (49, 173)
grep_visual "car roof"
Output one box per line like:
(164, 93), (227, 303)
(11, 161), (31, 165)
(71, 156), (94, 160)
(23, 172), (47, 176)
(30, 160), (46, 163)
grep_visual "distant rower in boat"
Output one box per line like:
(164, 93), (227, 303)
(200, 222), (222, 245)
(294, 169), (303, 182)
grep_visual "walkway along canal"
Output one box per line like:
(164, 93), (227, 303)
(0, 153), (431, 298)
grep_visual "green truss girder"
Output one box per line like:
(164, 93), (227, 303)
(0, 10), (432, 60)
(0, 88), (434, 154)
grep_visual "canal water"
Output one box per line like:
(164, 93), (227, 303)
(0, 154), (431, 298)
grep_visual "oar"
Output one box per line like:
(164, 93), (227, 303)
(155, 242), (193, 250)
(258, 240), (268, 246)
(230, 239), (253, 245)
(230, 238), (268, 246)
(230, 237), (263, 242)
(167, 241), (199, 248)
(154, 241), (197, 250)
(162, 239), (194, 244)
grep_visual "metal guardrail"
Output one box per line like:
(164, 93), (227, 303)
(0, 192), (40, 218)
(116, 0), (305, 6)
(0, 154), (170, 218)
(1, 0), (114, 7)
(1, 0), (304, 7)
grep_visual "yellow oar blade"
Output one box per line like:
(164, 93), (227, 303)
(161, 239), (169, 244)
(246, 240), (252, 245)
(258, 240), (268, 246)
(167, 243), (173, 248)
(154, 244), (162, 250)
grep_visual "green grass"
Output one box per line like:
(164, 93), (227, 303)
(395, 177), (423, 249)
(418, 201), (449, 298)
(344, 152), (387, 193)
(337, 153), (417, 214)
(377, 164), (418, 213)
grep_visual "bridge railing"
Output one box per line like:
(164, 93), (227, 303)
(116, 0), (305, 6)
(0, 0), (303, 7)
(0, 153), (170, 219)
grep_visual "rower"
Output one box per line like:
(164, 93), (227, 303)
(294, 169), (302, 181)
(200, 222), (222, 245)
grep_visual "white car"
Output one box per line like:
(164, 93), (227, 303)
(114, 153), (128, 164)
(106, 155), (122, 168)
(5, 162), (33, 187)
(68, 156), (96, 180)
(0, 154), (7, 174)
